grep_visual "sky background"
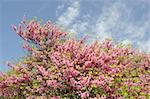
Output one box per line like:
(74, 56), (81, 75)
(0, 0), (149, 72)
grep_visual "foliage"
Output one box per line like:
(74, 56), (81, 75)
(0, 18), (150, 99)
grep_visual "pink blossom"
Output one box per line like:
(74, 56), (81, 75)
(0, 18), (149, 98)
(80, 91), (89, 99)
(47, 80), (58, 89)
(22, 42), (32, 51)
(50, 96), (60, 99)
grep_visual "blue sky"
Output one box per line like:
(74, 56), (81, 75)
(0, 0), (149, 72)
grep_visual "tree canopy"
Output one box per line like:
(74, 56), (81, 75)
(0, 18), (149, 99)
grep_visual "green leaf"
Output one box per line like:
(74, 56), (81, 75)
(32, 68), (36, 72)
(44, 76), (49, 80)
(131, 86), (141, 91)
(32, 83), (39, 89)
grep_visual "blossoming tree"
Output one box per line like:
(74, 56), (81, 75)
(0, 18), (149, 99)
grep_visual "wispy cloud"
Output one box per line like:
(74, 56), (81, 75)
(56, 0), (149, 52)
(137, 39), (150, 52)
(57, 1), (80, 28)
(88, 0), (149, 52)
(93, 1), (122, 40)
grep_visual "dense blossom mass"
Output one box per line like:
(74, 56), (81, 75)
(0, 18), (150, 99)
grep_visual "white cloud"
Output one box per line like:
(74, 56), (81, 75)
(123, 21), (148, 39)
(56, 0), (149, 52)
(91, 1), (149, 51)
(71, 21), (88, 33)
(137, 39), (150, 53)
(56, 4), (65, 17)
(121, 39), (131, 46)
(57, 1), (80, 28)
(92, 1), (122, 41)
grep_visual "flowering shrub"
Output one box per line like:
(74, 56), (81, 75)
(0, 18), (150, 99)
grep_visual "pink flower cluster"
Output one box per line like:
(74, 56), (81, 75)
(0, 18), (150, 98)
